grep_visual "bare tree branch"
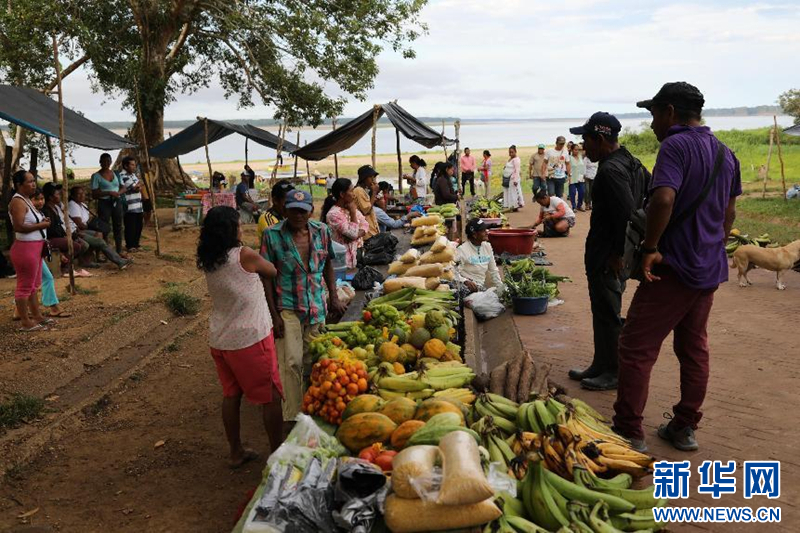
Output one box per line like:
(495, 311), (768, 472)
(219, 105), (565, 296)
(44, 53), (88, 92)
(166, 22), (191, 62)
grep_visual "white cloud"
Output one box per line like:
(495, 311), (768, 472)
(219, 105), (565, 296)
(55, 0), (800, 122)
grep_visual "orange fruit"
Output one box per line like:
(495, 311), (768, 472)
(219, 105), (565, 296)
(346, 383), (359, 396)
(357, 378), (368, 392)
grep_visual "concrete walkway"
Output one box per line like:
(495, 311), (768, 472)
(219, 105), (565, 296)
(505, 200), (798, 532)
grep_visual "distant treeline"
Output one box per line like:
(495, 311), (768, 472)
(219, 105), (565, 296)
(90, 105), (785, 131)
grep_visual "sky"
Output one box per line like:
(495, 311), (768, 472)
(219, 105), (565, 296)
(59, 0), (800, 122)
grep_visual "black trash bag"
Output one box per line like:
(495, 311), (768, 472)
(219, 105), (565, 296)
(362, 250), (395, 266)
(363, 232), (398, 253)
(352, 266), (384, 290)
(333, 458), (389, 533)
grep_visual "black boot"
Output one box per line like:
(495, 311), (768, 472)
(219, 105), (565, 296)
(568, 365), (603, 381)
(581, 372), (618, 391)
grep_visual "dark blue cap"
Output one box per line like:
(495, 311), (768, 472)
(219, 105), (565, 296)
(569, 112), (622, 138)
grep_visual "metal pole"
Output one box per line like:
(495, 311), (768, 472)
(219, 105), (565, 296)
(52, 34), (74, 293)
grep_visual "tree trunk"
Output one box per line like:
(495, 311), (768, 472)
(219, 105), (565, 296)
(129, 107), (191, 191)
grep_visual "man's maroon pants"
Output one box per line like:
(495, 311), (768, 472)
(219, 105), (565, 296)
(613, 266), (717, 441)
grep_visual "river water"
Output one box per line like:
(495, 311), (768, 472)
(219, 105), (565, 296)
(67, 115), (792, 169)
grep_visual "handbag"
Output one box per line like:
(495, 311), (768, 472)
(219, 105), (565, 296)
(624, 140), (726, 281)
(501, 163), (513, 187)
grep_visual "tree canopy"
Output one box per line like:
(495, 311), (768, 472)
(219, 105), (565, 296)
(1, 0), (428, 188)
(779, 89), (800, 125)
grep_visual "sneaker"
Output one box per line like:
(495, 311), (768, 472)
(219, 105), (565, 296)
(118, 259), (133, 271)
(658, 420), (699, 452)
(581, 372), (618, 391)
(568, 365), (602, 382)
(611, 426), (648, 453)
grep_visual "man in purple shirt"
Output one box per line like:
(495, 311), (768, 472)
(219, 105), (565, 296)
(612, 82), (742, 453)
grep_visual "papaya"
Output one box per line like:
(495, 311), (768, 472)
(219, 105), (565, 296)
(380, 397), (418, 426)
(432, 325), (451, 343)
(390, 420), (426, 449)
(336, 413), (397, 453)
(414, 399), (465, 424)
(424, 412), (462, 427)
(423, 338), (447, 359)
(342, 394), (386, 420)
(392, 327), (407, 345)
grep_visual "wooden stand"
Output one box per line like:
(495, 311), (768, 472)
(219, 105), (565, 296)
(774, 115), (787, 201)
(762, 126), (774, 199)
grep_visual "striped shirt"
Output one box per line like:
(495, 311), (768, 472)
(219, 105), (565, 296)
(119, 170), (143, 213)
(260, 219), (336, 324)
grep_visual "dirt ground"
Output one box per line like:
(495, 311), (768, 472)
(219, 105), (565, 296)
(1, 198), (798, 532)
(506, 201), (800, 532)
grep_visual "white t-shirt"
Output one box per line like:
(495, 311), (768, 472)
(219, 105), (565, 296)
(584, 159), (598, 180)
(543, 196), (575, 219)
(68, 200), (90, 226)
(414, 167), (428, 198)
(54, 203), (77, 233)
(545, 148), (569, 179)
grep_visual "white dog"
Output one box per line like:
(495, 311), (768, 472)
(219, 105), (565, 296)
(731, 240), (800, 290)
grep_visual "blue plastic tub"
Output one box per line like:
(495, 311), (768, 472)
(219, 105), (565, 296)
(512, 296), (549, 315)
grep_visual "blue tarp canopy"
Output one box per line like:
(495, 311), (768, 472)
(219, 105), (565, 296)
(0, 85), (135, 150)
(784, 124), (800, 136)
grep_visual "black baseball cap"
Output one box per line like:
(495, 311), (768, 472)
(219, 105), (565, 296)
(42, 182), (63, 199)
(636, 82), (705, 112)
(357, 165), (379, 180)
(271, 180), (294, 199)
(466, 218), (487, 236)
(569, 112), (622, 138)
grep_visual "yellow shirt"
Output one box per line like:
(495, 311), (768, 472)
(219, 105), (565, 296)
(353, 186), (379, 239)
(257, 209), (282, 245)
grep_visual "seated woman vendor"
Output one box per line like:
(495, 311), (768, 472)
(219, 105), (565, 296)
(454, 219), (502, 294)
(530, 188), (576, 237)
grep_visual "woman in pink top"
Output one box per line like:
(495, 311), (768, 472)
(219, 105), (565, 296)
(321, 178), (369, 269)
(198, 206), (283, 467)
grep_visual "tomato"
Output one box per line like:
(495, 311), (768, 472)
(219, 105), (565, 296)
(363, 310), (372, 322)
(374, 451), (396, 472)
(358, 446), (379, 462)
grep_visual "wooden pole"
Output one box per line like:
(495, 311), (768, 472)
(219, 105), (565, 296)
(45, 138), (58, 183)
(245, 137), (249, 167)
(763, 126), (774, 198)
(52, 34), (75, 294)
(293, 129), (300, 179)
(774, 115), (787, 201)
(304, 141), (313, 194)
(454, 120), (461, 192)
(332, 118), (339, 179)
(29, 148), (38, 177)
(441, 119), (448, 159)
(202, 117), (215, 207)
(396, 127), (403, 194)
(133, 83), (162, 255)
(371, 105), (380, 168)
(271, 121), (286, 182)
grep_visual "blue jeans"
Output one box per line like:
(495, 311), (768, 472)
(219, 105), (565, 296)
(41, 260), (58, 307)
(569, 182), (585, 210)
(533, 177), (547, 195)
(552, 178), (566, 199)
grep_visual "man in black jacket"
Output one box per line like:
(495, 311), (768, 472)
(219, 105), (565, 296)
(567, 112), (649, 391)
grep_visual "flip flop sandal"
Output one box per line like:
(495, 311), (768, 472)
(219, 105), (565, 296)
(47, 311), (72, 318)
(40, 318), (56, 325)
(18, 324), (47, 332)
(229, 449), (260, 470)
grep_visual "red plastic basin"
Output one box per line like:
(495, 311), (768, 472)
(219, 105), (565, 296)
(487, 228), (537, 255)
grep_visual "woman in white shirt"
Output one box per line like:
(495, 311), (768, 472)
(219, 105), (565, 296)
(406, 155), (428, 201)
(502, 145), (524, 211)
(568, 144), (586, 211)
(68, 186), (130, 269)
(583, 150), (598, 210)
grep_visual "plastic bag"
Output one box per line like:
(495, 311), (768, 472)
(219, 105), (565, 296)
(384, 494), (502, 533)
(391, 445), (440, 499)
(364, 232), (399, 253)
(464, 287), (505, 321)
(336, 281), (356, 306)
(437, 431), (494, 505)
(352, 266), (385, 290)
(332, 458), (388, 533)
(487, 462), (518, 498)
(267, 414), (347, 470)
(255, 457), (338, 532)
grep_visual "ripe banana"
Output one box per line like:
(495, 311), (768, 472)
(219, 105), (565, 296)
(377, 389), (405, 401)
(593, 455), (652, 478)
(378, 375), (429, 392)
(405, 388), (435, 400)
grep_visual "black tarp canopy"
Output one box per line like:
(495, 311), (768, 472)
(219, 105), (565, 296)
(0, 85), (135, 150)
(785, 124), (800, 136)
(149, 119), (299, 158)
(292, 102), (456, 161)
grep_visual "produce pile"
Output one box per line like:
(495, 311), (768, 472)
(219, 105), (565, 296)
(409, 214), (447, 247)
(469, 197), (509, 224)
(387, 235), (457, 291)
(426, 202), (460, 219)
(237, 239), (667, 533)
(503, 262), (572, 304)
(726, 229), (776, 256)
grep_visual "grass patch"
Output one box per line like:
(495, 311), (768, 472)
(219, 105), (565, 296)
(164, 341), (181, 353)
(129, 371), (146, 382)
(0, 394), (46, 430)
(159, 253), (184, 263)
(161, 285), (201, 316)
(735, 196), (800, 245)
(73, 285), (99, 295)
(84, 395), (111, 416)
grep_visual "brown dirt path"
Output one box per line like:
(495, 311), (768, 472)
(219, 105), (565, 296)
(505, 201), (799, 532)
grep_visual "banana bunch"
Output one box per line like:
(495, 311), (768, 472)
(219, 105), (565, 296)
(726, 231), (773, 256)
(370, 361), (475, 400)
(485, 491), (549, 533)
(517, 397), (566, 433)
(433, 387), (476, 405)
(473, 393), (520, 435)
(522, 461), (666, 532)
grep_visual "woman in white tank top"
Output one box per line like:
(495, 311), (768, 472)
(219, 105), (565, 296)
(197, 205), (284, 466)
(8, 170), (51, 331)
